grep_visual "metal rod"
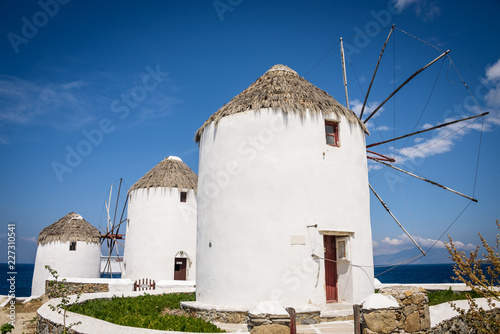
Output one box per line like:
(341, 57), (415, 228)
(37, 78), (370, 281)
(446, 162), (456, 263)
(364, 50), (450, 124)
(340, 37), (349, 109)
(360, 24), (395, 119)
(366, 112), (488, 148)
(374, 160), (478, 202)
(369, 184), (426, 255)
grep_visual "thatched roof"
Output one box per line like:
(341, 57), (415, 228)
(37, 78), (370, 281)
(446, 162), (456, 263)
(195, 64), (368, 142)
(37, 212), (101, 246)
(129, 156), (198, 192)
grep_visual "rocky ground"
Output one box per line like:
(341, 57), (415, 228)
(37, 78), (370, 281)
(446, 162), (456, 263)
(0, 297), (47, 334)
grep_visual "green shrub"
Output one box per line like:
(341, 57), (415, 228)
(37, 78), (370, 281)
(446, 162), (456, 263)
(427, 287), (481, 306)
(1, 323), (14, 334)
(68, 293), (224, 333)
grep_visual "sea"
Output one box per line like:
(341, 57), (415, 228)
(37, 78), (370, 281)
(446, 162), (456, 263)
(0, 263), (476, 298)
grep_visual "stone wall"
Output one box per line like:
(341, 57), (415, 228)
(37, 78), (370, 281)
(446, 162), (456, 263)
(362, 287), (430, 334)
(296, 311), (322, 325)
(181, 303), (323, 326)
(429, 308), (500, 334)
(45, 280), (109, 297)
(37, 315), (81, 334)
(181, 304), (249, 324)
(248, 313), (290, 328)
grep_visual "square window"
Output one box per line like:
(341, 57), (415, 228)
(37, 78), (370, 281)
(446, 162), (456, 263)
(325, 121), (340, 147)
(69, 241), (76, 251)
(336, 237), (350, 261)
(338, 240), (346, 259)
(180, 191), (187, 202)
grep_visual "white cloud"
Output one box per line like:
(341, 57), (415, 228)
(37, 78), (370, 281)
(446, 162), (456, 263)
(421, 123), (433, 130)
(0, 74), (102, 130)
(486, 58), (500, 82)
(413, 137), (424, 143)
(0, 70), (180, 144)
(374, 233), (475, 255)
(394, 0), (418, 11)
(368, 161), (383, 172)
(382, 236), (405, 245)
(21, 236), (37, 243)
(485, 86), (500, 108)
(395, 0), (440, 21)
(350, 98), (383, 120)
(392, 58), (500, 162)
(482, 58), (500, 127)
(395, 120), (470, 161)
(375, 125), (390, 131)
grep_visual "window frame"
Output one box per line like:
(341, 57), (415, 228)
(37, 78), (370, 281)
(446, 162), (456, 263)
(336, 237), (350, 261)
(69, 241), (77, 251)
(180, 191), (187, 203)
(325, 120), (340, 147)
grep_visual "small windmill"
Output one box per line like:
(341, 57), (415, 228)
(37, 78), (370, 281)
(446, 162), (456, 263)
(100, 178), (127, 278)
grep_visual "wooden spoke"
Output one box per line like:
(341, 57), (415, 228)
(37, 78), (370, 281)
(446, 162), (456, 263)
(369, 184), (426, 255)
(367, 112), (488, 148)
(373, 160), (478, 202)
(364, 50), (450, 124)
(360, 24), (395, 119)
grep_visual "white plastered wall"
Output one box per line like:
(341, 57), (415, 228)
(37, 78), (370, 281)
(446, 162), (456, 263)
(31, 241), (101, 297)
(123, 187), (197, 282)
(196, 108), (374, 309)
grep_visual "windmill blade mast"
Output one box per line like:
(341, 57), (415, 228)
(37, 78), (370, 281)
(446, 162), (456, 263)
(105, 183), (113, 278)
(366, 112), (489, 148)
(114, 237), (124, 274)
(369, 184), (426, 255)
(373, 160), (478, 202)
(112, 178), (122, 227)
(117, 193), (129, 234)
(360, 24), (395, 119)
(340, 37), (349, 109)
(105, 182), (113, 237)
(364, 50), (450, 124)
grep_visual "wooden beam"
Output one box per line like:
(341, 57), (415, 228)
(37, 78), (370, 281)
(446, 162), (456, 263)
(369, 184), (426, 256)
(112, 178), (122, 228)
(364, 50), (450, 124)
(373, 160), (478, 202)
(360, 24), (395, 119)
(366, 112), (488, 148)
(340, 37), (349, 109)
(367, 149), (395, 162)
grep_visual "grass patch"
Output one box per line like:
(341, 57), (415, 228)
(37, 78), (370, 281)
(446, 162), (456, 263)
(67, 292), (224, 332)
(427, 288), (482, 306)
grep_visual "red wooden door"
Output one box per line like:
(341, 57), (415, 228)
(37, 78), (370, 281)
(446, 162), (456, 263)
(324, 235), (338, 302)
(174, 258), (187, 280)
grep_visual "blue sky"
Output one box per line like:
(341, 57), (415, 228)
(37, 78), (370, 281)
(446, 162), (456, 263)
(0, 0), (499, 264)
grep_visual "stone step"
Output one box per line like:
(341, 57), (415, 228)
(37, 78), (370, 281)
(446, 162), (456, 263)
(320, 304), (353, 322)
(298, 321), (354, 334)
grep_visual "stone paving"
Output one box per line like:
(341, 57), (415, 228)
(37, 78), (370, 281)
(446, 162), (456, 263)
(214, 321), (355, 334)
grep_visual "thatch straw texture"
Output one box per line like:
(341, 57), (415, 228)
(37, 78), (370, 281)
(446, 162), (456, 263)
(129, 156), (198, 192)
(195, 64), (368, 142)
(37, 212), (101, 246)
